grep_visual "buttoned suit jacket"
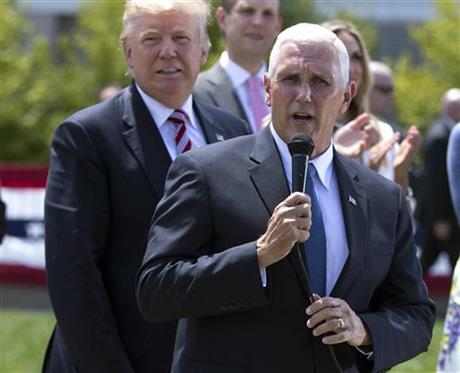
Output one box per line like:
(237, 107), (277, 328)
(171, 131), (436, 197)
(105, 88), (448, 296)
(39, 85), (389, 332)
(43, 83), (249, 373)
(194, 62), (251, 128)
(138, 127), (435, 373)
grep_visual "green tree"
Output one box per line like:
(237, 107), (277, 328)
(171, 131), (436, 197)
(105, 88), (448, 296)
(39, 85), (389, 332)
(0, 0), (129, 162)
(393, 1), (460, 132)
(0, 0), (55, 162)
(329, 9), (379, 57)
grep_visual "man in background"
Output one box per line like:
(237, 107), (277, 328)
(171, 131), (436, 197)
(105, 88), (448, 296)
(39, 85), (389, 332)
(421, 88), (460, 275)
(99, 83), (122, 101)
(43, 1), (248, 372)
(194, 0), (281, 132)
(369, 60), (405, 135)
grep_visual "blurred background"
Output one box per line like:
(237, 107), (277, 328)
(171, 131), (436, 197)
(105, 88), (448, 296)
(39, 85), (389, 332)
(1, 0), (459, 371)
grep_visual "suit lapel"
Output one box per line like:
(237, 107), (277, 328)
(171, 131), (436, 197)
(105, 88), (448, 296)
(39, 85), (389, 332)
(249, 128), (312, 296)
(207, 64), (249, 124)
(194, 100), (221, 144)
(249, 128), (289, 215)
(330, 152), (368, 298)
(121, 83), (172, 198)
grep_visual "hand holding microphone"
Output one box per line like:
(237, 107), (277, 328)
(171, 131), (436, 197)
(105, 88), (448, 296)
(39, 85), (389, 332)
(256, 134), (315, 269)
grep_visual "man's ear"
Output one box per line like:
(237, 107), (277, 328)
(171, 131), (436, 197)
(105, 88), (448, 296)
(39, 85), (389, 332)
(122, 40), (133, 69)
(339, 81), (356, 115)
(264, 74), (272, 107)
(200, 44), (209, 66)
(215, 7), (227, 32)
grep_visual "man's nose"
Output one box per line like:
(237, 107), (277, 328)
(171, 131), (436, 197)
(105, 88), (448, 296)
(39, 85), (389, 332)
(296, 83), (312, 103)
(159, 38), (177, 59)
(252, 12), (264, 26)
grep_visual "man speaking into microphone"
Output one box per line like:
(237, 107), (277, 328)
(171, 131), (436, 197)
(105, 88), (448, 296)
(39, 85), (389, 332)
(137, 23), (435, 372)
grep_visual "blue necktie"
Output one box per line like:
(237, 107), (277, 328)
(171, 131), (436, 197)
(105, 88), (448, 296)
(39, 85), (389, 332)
(304, 165), (327, 296)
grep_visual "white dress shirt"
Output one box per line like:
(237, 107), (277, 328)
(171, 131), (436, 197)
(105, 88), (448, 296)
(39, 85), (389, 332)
(219, 51), (268, 134)
(136, 84), (207, 160)
(270, 125), (349, 295)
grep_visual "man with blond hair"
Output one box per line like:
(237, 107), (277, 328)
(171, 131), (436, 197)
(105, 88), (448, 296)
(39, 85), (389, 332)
(43, 1), (248, 372)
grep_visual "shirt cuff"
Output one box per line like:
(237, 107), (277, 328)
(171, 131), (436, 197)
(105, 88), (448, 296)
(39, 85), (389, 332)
(259, 267), (267, 287)
(355, 346), (374, 361)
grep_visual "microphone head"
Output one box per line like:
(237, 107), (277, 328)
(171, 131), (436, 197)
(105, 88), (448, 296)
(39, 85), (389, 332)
(287, 134), (315, 156)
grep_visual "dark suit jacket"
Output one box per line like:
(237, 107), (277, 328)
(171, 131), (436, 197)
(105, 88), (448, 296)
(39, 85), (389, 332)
(422, 117), (460, 238)
(138, 127), (435, 373)
(43, 83), (249, 373)
(194, 62), (251, 128)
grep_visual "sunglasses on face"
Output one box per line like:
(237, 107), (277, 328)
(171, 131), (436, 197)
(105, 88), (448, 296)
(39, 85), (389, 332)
(374, 85), (394, 94)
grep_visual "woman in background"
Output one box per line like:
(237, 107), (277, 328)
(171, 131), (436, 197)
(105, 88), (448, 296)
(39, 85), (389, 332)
(322, 20), (422, 195)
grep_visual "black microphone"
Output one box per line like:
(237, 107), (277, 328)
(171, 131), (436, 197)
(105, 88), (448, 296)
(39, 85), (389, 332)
(287, 134), (315, 193)
(287, 134), (315, 300)
(288, 134), (343, 373)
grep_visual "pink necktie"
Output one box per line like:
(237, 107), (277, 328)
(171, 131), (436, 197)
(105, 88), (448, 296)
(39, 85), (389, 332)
(169, 109), (192, 154)
(246, 75), (268, 131)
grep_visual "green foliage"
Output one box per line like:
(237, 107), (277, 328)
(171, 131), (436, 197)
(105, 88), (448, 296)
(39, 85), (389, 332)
(0, 0), (128, 163)
(330, 9), (379, 56)
(0, 0), (55, 162)
(393, 1), (460, 133)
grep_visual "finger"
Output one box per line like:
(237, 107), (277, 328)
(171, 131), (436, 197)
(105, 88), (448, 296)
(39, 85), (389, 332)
(306, 306), (342, 329)
(311, 318), (345, 337)
(283, 192), (309, 207)
(321, 330), (350, 345)
(306, 296), (342, 317)
(350, 113), (370, 130)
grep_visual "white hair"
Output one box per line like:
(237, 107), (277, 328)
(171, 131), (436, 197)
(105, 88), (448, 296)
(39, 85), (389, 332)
(268, 23), (349, 88)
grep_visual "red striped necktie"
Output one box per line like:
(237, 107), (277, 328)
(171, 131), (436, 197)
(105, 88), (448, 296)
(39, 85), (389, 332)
(169, 109), (192, 155)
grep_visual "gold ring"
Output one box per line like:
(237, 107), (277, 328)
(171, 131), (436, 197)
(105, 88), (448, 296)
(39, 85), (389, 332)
(338, 318), (345, 330)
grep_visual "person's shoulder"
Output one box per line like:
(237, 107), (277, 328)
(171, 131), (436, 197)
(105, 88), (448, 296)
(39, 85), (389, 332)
(185, 133), (256, 164)
(426, 118), (452, 140)
(52, 87), (128, 143)
(450, 123), (460, 141)
(65, 87), (127, 127)
(195, 62), (222, 88)
(194, 98), (250, 135)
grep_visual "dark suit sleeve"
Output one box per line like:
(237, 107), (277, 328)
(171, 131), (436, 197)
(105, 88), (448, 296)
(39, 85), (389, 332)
(45, 121), (134, 373)
(424, 130), (450, 222)
(137, 153), (269, 323)
(358, 187), (435, 372)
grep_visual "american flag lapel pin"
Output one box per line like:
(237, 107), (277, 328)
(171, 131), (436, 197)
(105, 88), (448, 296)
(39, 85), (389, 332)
(348, 195), (357, 206)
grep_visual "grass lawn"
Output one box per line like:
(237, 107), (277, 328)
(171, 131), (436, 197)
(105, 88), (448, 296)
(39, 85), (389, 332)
(0, 310), (444, 372)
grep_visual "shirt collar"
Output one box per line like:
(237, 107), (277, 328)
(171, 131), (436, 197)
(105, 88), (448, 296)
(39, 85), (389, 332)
(135, 83), (197, 129)
(270, 123), (334, 190)
(219, 51), (266, 89)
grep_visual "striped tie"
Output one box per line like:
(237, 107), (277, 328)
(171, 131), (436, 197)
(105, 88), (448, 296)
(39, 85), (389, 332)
(169, 109), (192, 155)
